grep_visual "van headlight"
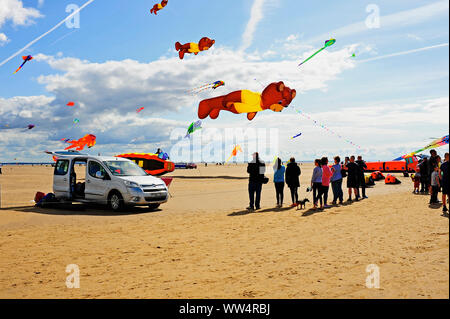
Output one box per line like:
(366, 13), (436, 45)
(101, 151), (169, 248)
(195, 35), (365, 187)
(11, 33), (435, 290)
(124, 181), (140, 188)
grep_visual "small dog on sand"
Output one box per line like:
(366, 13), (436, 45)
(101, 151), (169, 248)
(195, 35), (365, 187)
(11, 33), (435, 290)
(296, 198), (310, 210)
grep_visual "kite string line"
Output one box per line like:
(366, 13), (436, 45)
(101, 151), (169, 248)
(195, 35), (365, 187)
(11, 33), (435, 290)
(0, 0), (95, 68)
(294, 108), (362, 149)
(187, 82), (215, 94)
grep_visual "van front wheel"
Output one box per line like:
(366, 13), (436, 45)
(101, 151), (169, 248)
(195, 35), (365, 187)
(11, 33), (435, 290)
(108, 191), (124, 212)
(148, 204), (160, 211)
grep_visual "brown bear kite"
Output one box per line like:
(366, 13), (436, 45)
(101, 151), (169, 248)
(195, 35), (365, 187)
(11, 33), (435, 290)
(175, 37), (215, 60)
(150, 0), (168, 15)
(198, 81), (296, 121)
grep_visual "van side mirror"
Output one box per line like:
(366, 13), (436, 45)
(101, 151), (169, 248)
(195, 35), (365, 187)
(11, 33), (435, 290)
(95, 171), (105, 179)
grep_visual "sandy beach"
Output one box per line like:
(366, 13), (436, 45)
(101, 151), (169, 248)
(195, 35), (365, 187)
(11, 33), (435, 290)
(0, 164), (448, 299)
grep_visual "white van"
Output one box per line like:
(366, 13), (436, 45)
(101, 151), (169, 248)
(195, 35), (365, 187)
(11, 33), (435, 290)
(51, 151), (169, 212)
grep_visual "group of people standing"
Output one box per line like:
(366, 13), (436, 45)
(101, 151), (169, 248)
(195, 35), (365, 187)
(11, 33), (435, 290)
(310, 155), (368, 209)
(417, 150), (449, 213)
(246, 152), (369, 211)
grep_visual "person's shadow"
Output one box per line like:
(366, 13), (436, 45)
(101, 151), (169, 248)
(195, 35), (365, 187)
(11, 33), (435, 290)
(228, 206), (294, 216)
(428, 203), (443, 210)
(301, 207), (323, 217)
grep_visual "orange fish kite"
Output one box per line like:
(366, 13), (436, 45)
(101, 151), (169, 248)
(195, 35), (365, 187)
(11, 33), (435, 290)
(64, 134), (97, 151)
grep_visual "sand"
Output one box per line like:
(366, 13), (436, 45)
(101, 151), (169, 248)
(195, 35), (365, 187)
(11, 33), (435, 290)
(0, 164), (448, 299)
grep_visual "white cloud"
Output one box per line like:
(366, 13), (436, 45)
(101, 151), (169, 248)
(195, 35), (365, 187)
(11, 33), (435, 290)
(240, 0), (267, 52)
(0, 45), (357, 161)
(0, 0), (43, 28)
(407, 33), (423, 41)
(0, 32), (9, 46)
(2, 44), (446, 162)
(37, 0), (44, 8)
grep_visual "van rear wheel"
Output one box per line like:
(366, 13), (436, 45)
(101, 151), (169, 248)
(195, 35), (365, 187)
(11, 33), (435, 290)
(108, 191), (124, 212)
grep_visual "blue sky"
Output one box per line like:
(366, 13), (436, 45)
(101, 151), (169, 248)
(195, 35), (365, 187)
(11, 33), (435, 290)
(0, 0), (448, 162)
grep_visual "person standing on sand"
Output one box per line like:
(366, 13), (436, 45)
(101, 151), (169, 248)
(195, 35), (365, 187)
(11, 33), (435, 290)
(440, 153), (449, 213)
(344, 156), (359, 202)
(320, 157), (333, 208)
(273, 158), (285, 208)
(285, 158), (301, 207)
(311, 159), (323, 209)
(419, 157), (429, 193)
(430, 165), (440, 205)
(331, 156), (344, 205)
(356, 155), (368, 199)
(247, 152), (266, 211)
(428, 150), (438, 192)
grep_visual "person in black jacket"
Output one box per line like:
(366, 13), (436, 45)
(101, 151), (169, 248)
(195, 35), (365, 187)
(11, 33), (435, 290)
(247, 152), (266, 211)
(285, 157), (301, 207)
(356, 156), (368, 199)
(427, 150), (438, 193)
(419, 157), (429, 193)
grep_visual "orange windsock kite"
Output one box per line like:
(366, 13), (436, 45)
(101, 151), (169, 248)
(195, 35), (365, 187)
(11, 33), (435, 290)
(225, 145), (243, 163)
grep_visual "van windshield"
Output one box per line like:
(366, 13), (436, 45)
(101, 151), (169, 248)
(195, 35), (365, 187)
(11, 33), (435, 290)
(103, 160), (148, 177)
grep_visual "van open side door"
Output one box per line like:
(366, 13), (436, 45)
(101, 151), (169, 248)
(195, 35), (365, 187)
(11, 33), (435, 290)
(53, 159), (71, 199)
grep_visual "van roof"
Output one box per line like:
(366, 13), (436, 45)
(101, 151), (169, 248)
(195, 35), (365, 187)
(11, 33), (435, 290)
(55, 154), (130, 162)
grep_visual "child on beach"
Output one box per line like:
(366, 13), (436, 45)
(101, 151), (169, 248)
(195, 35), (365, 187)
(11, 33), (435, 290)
(430, 166), (440, 204)
(412, 170), (421, 194)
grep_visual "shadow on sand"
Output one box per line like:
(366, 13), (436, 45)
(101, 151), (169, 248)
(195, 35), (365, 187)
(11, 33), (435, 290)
(0, 203), (161, 216)
(228, 206), (294, 216)
(428, 203), (442, 210)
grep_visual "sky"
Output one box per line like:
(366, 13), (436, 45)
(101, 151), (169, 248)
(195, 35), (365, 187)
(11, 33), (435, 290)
(0, 0), (448, 163)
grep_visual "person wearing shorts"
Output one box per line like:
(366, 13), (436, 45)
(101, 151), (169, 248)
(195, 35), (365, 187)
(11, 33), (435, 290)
(345, 156), (359, 202)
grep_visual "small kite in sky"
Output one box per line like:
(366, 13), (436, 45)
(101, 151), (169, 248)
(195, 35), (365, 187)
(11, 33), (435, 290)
(73, 118), (80, 124)
(175, 37), (215, 60)
(14, 55), (33, 74)
(291, 132), (302, 139)
(64, 134), (97, 151)
(136, 107), (145, 113)
(185, 120), (202, 138)
(225, 145), (243, 163)
(188, 81), (225, 95)
(298, 38), (336, 67)
(27, 124), (35, 130)
(150, 0), (168, 15)
(212, 81), (225, 90)
(351, 53), (356, 58)
(67, 102), (75, 107)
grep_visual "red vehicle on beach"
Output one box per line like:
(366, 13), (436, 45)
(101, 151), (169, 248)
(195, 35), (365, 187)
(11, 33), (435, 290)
(116, 153), (175, 176)
(364, 155), (420, 174)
